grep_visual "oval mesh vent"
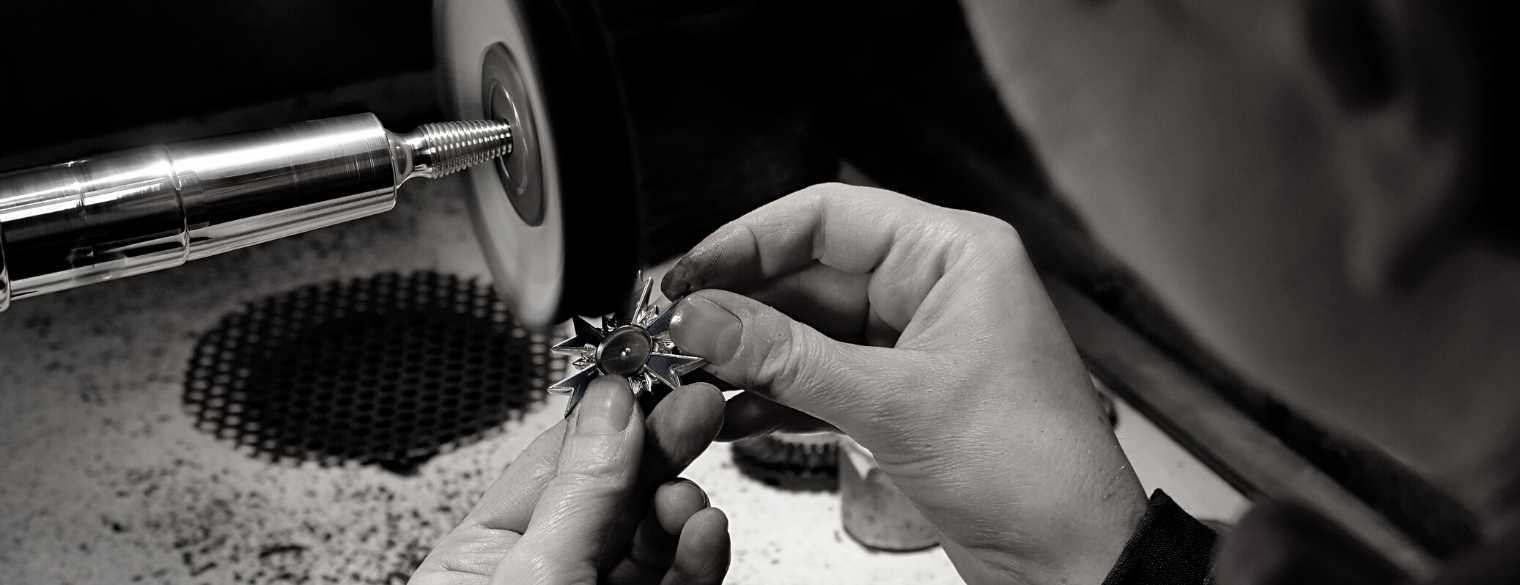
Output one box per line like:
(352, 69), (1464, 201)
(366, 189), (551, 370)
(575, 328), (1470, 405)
(184, 272), (562, 473)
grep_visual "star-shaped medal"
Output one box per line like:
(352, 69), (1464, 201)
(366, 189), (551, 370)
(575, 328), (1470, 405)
(549, 276), (706, 415)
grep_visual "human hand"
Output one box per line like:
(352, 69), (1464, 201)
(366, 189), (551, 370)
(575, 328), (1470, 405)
(409, 376), (730, 585)
(663, 183), (1147, 585)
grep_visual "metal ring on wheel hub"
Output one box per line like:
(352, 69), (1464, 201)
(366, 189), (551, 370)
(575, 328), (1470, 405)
(483, 43), (545, 226)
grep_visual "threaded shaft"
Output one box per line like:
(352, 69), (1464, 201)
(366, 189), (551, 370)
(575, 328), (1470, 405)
(409, 120), (513, 178)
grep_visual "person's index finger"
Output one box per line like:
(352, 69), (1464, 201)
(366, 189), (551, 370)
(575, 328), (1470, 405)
(662, 183), (935, 298)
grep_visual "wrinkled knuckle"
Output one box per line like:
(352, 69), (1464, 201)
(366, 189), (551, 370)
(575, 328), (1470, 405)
(966, 212), (1024, 249)
(854, 184), (920, 207)
(791, 182), (837, 207)
(751, 315), (803, 391)
(747, 316), (820, 402)
(785, 322), (829, 388)
(801, 181), (900, 209)
(953, 212), (1027, 265)
(802, 181), (858, 197)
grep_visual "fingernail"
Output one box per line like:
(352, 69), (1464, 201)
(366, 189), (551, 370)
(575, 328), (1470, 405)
(672, 294), (741, 365)
(684, 479), (712, 508)
(575, 377), (634, 435)
(661, 259), (695, 300)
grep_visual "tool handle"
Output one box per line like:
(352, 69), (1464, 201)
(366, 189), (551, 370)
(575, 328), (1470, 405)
(0, 114), (404, 311)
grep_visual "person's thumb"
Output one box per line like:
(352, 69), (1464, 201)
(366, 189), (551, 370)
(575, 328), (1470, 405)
(497, 376), (642, 585)
(670, 289), (908, 437)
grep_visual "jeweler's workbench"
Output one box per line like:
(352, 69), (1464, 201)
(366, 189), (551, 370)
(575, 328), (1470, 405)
(0, 177), (1245, 584)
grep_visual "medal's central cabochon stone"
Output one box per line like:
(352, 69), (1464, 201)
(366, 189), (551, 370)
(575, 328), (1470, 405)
(597, 326), (653, 376)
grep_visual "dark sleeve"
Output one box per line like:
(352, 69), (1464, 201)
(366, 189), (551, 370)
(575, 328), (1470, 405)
(1102, 490), (1218, 585)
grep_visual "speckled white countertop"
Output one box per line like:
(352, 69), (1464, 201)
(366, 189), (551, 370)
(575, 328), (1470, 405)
(0, 177), (1244, 584)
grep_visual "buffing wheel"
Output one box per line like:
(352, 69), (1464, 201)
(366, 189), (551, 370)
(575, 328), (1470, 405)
(436, 0), (639, 328)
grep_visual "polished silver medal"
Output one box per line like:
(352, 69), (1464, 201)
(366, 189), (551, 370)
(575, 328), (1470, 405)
(549, 277), (706, 415)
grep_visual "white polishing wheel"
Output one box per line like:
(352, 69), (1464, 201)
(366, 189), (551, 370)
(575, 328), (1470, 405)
(438, 0), (642, 330)
(438, 0), (564, 328)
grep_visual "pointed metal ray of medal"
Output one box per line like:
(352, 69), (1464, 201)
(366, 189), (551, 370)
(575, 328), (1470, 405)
(643, 305), (676, 337)
(553, 316), (605, 355)
(563, 383), (588, 417)
(549, 364), (598, 396)
(623, 277), (655, 327)
(644, 352), (706, 389)
(550, 364), (600, 416)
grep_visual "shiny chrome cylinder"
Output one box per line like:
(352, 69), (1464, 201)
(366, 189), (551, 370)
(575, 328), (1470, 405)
(0, 145), (198, 303)
(177, 114), (402, 262)
(0, 114), (511, 310)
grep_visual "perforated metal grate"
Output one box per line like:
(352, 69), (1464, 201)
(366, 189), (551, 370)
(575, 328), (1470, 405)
(184, 272), (563, 473)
